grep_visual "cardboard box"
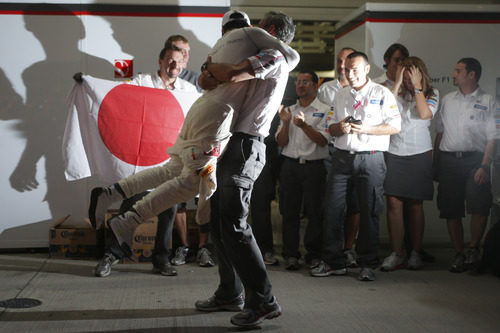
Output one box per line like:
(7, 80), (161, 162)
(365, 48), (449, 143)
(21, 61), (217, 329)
(49, 215), (102, 259)
(105, 210), (158, 263)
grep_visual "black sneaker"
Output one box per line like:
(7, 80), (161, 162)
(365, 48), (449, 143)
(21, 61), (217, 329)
(230, 296), (281, 327)
(94, 253), (119, 277)
(152, 262), (177, 276)
(195, 294), (244, 312)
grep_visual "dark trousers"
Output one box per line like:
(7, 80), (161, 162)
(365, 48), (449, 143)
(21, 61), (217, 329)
(210, 133), (272, 309)
(107, 192), (177, 267)
(322, 150), (386, 268)
(279, 157), (325, 261)
(250, 156), (277, 254)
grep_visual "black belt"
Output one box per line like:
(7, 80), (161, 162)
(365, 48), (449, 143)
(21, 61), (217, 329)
(441, 151), (482, 158)
(337, 149), (380, 155)
(232, 132), (264, 142)
(283, 156), (324, 164)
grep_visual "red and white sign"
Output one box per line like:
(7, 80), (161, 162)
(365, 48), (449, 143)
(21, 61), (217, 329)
(114, 59), (134, 78)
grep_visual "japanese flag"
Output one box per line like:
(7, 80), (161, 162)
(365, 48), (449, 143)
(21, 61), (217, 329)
(63, 75), (200, 184)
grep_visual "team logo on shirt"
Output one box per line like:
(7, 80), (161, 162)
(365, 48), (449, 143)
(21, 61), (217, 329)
(313, 112), (325, 117)
(369, 99), (383, 105)
(473, 104), (488, 111)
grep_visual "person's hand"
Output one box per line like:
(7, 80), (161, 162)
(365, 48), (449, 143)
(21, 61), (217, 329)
(340, 116), (352, 134)
(408, 65), (423, 90)
(278, 106), (292, 123)
(394, 65), (405, 87)
(293, 111), (306, 128)
(474, 166), (490, 185)
(198, 70), (219, 90)
(9, 164), (39, 192)
(349, 122), (365, 134)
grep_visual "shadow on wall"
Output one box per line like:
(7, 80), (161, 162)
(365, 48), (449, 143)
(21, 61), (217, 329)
(0, 3), (214, 242)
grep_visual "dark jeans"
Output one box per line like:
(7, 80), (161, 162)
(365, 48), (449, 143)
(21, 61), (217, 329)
(322, 150), (386, 268)
(107, 192), (177, 267)
(279, 157), (325, 261)
(210, 133), (272, 309)
(250, 156), (277, 254)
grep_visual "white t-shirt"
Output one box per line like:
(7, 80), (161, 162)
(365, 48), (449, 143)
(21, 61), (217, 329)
(317, 79), (343, 106)
(128, 72), (196, 92)
(435, 87), (497, 153)
(328, 79), (401, 152)
(277, 97), (332, 160)
(389, 88), (440, 155)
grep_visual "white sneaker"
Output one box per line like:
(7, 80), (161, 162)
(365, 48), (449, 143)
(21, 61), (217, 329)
(381, 252), (405, 272)
(171, 246), (189, 265)
(344, 249), (358, 268)
(407, 250), (424, 270)
(88, 185), (124, 229)
(108, 211), (142, 259)
(197, 247), (215, 267)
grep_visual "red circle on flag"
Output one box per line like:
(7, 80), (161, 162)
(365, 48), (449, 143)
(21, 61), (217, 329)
(98, 84), (185, 166)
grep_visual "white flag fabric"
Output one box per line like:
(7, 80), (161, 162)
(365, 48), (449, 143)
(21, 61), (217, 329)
(63, 75), (200, 184)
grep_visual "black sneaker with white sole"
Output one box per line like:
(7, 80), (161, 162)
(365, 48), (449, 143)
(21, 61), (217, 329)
(230, 296), (282, 327)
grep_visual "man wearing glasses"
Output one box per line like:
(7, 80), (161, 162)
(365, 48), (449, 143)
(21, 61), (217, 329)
(276, 70), (331, 271)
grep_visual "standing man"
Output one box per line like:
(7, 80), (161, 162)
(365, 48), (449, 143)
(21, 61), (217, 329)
(318, 47), (360, 268)
(92, 44), (198, 277)
(373, 43), (409, 88)
(311, 51), (400, 281)
(276, 70), (330, 270)
(195, 11), (298, 327)
(434, 57), (496, 273)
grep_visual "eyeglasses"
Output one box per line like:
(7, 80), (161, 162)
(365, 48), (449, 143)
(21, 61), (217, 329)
(295, 80), (313, 86)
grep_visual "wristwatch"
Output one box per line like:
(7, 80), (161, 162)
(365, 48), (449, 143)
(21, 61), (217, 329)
(414, 88), (423, 94)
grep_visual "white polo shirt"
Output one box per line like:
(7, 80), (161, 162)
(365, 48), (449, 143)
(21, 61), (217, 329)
(389, 88), (440, 156)
(317, 79), (343, 106)
(329, 79), (401, 152)
(435, 87), (497, 153)
(128, 72), (197, 92)
(277, 97), (332, 160)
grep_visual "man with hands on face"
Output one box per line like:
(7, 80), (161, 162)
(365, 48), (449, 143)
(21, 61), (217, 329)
(276, 70), (331, 271)
(311, 51), (400, 282)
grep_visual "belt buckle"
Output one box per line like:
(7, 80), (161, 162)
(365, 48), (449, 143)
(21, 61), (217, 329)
(299, 158), (306, 164)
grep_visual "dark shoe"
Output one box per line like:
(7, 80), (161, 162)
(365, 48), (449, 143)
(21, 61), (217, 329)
(285, 257), (300, 270)
(230, 296), (281, 327)
(94, 253), (119, 277)
(196, 247), (215, 267)
(358, 267), (376, 281)
(171, 246), (189, 266)
(450, 252), (466, 273)
(195, 294), (244, 312)
(153, 262), (177, 276)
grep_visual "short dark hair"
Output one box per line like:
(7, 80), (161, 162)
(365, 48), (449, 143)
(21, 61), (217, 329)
(165, 35), (188, 48)
(347, 51), (369, 64)
(383, 43), (409, 69)
(159, 44), (182, 60)
(458, 57), (482, 82)
(299, 70), (319, 84)
(260, 11), (296, 44)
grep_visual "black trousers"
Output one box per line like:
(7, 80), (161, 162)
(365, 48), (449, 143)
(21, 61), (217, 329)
(210, 133), (273, 309)
(322, 150), (386, 268)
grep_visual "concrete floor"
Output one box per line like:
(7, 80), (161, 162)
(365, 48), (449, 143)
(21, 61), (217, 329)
(0, 247), (499, 333)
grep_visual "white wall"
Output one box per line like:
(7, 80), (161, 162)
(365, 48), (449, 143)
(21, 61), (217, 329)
(0, 0), (228, 248)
